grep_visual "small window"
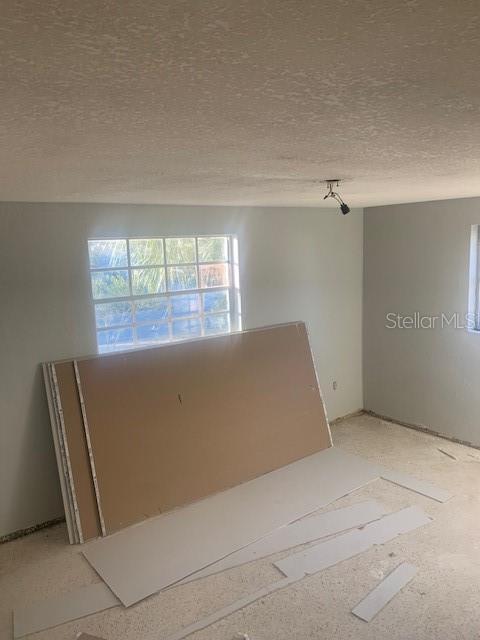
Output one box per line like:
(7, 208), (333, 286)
(468, 225), (480, 331)
(88, 236), (242, 353)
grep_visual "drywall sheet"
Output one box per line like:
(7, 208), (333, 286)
(13, 583), (119, 638)
(162, 512), (424, 640)
(163, 576), (300, 640)
(334, 450), (452, 503)
(176, 500), (387, 586)
(352, 562), (417, 622)
(77, 635), (107, 640)
(43, 363), (77, 544)
(76, 322), (332, 534)
(54, 361), (102, 541)
(83, 447), (379, 606)
(275, 506), (430, 578)
(379, 467), (452, 503)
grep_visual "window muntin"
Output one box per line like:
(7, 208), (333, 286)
(88, 236), (241, 353)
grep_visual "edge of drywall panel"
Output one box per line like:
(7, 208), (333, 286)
(44, 363), (78, 544)
(303, 321), (333, 447)
(50, 321), (310, 364)
(51, 364), (83, 543)
(73, 360), (107, 537)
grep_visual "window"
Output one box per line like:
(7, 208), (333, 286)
(468, 225), (480, 331)
(88, 236), (242, 353)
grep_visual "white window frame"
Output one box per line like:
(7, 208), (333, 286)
(468, 225), (480, 332)
(88, 235), (242, 353)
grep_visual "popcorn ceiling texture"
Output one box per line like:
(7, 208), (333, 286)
(1, 0), (480, 206)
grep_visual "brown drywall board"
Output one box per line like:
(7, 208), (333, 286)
(77, 322), (332, 534)
(54, 361), (102, 541)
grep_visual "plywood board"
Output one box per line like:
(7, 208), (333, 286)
(82, 447), (379, 607)
(379, 467), (452, 502)
(274, 506), (430, 578)
(54, 361), (102, 541)
(352, 562), (417, 622)
(13, 583), (119, 638)
(176, 500), (387, 586)
(76, 322), (332, 534)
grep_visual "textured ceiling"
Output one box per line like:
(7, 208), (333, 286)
(1, 1), (480, 207)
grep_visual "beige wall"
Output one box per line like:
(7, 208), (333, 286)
(364, 197), (480, 445)
(0, 202), (363, 537)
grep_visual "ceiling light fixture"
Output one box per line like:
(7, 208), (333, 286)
(323, 179), (350, 215)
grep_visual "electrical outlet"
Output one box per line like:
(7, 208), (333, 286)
(332, 380), (338, 391)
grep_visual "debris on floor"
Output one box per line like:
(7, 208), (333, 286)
(352, 562), (417, 622)
(437, 448), (458, 460)
(9, 327), (455, 640)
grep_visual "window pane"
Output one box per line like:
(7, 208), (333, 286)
(129, 239), (164, 266)
(136, 322), (170, 343)
(97, 327), (134, 352)
(204, 313), (230, 335)
(165, 237), (196, 264)
(232, 237), (239, 264)
(203, 290), (229, 313)
(233, 263), (240, 289)
(171, 293), (200, 318)
(131, 268), (166, 295)
(167, 265), (198, 291)
(91, 270), (129, 299)
(95, 301), (132, 328)
(235, 290), (242, 315)
(135, 297), (169, 322)
(198, 237), (228, 263)
(88, 240), (127, 269)
(172, 317), (201, 339)
(199, 263), (229, 288)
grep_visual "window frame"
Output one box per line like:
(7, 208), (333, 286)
(88, 234), (242, 353)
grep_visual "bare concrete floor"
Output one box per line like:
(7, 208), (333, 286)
(2, 413), (480, 640)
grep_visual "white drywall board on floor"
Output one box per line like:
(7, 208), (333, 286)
(352, 562), (417, 622)
(163, 508), (427, 640)
(274, 506), (430, 578)
(82, 447), (379, 606)
(163, 575), (300, 640)
(10, 500), (386, 638)
(378, 467), (452, 503)
(335, 450), (452, 503)
(176, 500), (387, 587)
(13, 582), (119, 639)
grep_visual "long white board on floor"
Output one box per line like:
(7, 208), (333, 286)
(162, 508), (428, 640)
(175, 500), (387, 586)
(13, 582), (119, 639)
(352, 562), (417, 622)
(274, 506), (430, 578)
(162, 575), (300, 640)
(378, 467), (452, 503)
(83, 447), (379, 606)
(334, 449), (452, 503)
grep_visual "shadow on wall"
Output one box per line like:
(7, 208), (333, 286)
(4, 365), (63, 536)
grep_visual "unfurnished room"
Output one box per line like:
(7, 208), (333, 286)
(1, 2), (480, 639)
